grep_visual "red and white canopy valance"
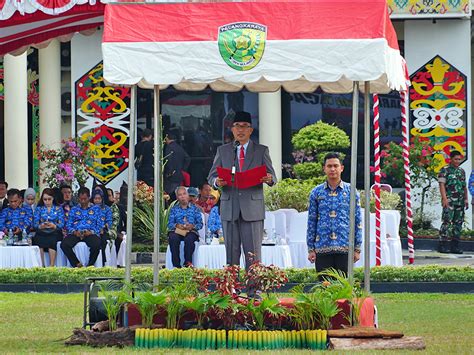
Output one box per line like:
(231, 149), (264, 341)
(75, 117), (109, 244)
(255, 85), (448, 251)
(103, 0), (407, 93)
(1, 0), (98, 19)
(1, 0), (104, 56)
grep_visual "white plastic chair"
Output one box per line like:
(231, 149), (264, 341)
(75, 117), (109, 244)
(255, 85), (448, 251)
(271, 210), (288, 241)
(381, 210), (403, 267)
(355, 209), (392, 267)
(276, 208), (298, 235)
(264, 211), (276, 235)
(53, 241), (103, 267)
(287, 211), (312, 268)
(165, 242), (199, 269)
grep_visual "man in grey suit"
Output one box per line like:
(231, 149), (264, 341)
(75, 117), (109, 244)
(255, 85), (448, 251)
(208, 111), (277, 269)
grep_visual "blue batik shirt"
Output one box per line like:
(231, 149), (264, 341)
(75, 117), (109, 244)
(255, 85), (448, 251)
(167, 203), (203, 231)
(469, 170), (474, 197)
(34, 205), (65, 229)
(306, 181), (362, 254)
(96, 205), (113, 232)
(66, 204), (102, 235)
(208, 206), (222, 233)
(0, 206), (33, 231)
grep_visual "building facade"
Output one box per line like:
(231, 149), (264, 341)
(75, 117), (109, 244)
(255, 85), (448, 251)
(0, 1), (472, 226)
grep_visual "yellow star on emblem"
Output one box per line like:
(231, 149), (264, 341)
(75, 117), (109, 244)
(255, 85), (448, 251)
(235, 35), (250, 49)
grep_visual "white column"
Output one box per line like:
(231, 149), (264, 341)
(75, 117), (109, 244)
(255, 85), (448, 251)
(39, 40), (62, 189)
(39, 40), (62, 149)
(258, 90), (282, 181)
(4, 53), (29, 188)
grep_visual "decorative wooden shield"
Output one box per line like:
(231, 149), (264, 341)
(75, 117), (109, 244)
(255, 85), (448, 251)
(75, 62), (130, 184)
(409, 55), (468, 172)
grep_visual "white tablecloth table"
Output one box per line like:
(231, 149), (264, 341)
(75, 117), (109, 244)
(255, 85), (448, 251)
(193, 244), (293, 269)
(0, 246), (42, 268)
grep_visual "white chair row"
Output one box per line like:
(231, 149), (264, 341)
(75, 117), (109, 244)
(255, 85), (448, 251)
(43, 240), (125, 268)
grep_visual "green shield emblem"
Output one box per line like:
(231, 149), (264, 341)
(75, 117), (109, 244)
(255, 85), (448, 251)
(218, 22), (267, 71)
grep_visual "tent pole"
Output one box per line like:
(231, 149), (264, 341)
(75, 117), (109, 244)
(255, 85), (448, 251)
(347, 81), (359, 285)
(125, 85), (137, 283)
(363, 82), (371, 292)
(153, 85), (161, 288)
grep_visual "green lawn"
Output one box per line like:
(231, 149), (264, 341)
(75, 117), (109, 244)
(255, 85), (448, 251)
(0, 292), (472, 354)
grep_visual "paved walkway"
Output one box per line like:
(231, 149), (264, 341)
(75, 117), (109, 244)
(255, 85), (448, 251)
(402, 249), (474, 266)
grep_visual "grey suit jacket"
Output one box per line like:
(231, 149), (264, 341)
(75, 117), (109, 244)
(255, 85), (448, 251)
(207, 140), (277, 222)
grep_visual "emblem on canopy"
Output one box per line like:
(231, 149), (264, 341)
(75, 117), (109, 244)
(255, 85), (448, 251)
(218, 22), (266, 71)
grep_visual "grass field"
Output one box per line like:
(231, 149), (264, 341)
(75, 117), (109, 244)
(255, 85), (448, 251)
(0, 292), (473, 354)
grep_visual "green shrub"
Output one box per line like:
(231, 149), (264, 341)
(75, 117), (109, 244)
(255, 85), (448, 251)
(291, 121), (350, 153)
(287, 121), (350, 182)
(292, 162), (323, 181)
(0, 265), (472, 284)
(264, 178), (318, 212)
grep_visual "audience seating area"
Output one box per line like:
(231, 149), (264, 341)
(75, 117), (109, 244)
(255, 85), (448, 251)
(0, 209), (402, 269)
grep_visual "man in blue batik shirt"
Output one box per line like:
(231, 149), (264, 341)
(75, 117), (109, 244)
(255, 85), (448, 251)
(167, 186), (203, 268)
(0, 188), (33, 235)
(307, 152), (362, 277)
(60, 187), (102, 267)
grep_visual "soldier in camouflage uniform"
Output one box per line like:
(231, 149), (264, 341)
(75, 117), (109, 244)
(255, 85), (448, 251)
(438, 151), (469, 254)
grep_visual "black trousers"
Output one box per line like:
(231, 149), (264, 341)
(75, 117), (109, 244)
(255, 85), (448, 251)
(315, 253), (349, 279)
(168, 231), (198, 268)
(60, 234), (101, 267)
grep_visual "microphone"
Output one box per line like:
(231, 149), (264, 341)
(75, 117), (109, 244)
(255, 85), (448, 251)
(232, 141), (240, 176)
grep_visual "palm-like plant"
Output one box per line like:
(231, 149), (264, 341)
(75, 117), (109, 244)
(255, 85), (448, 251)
(245, 294), (285, 330)
(290, 285), (320, 330)
(184, 292), (231, 328)
(312, 290), (340, 330)
(98, 280), (132, 331)
(314, 268), (353, 301)
(134, 290), (167, 328)
(164, 283), (191, 329)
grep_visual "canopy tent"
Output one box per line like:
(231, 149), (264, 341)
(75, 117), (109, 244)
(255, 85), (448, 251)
(0, 0), (104, 56)
(103, 0), (406, 93)
(102, 0), (410, 287)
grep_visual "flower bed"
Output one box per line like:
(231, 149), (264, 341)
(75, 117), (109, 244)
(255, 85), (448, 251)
(67, 265), (373, 348)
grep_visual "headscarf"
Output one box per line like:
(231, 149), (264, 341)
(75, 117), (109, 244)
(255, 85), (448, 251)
(24, 188), (36, 200)
(92, 188), (105, 208)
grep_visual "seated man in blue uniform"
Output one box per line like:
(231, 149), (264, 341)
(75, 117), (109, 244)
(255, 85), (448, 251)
(0, 188), (33, 235)
(167, 186), (203, 268)
(306, 152), (362, 277)
(60, 187), (102, 267)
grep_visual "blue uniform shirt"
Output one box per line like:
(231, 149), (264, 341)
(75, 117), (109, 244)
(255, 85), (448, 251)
(306, 181), (362, 254)
(96, 205), (113, 232)
(167, 203), (203, 231)
(66, 204), (102, 235)
(34, 205), (65, 229)
(469, 170), (474, 197)
(207, 205), (222, 233)
(0, 206), (33, 231)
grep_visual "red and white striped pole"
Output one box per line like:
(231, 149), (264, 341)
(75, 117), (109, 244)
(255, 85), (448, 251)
(401, 89), (415, 264)
(373, 94), (382, 266)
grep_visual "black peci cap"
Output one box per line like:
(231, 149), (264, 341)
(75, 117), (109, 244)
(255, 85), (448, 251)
(233, 111), (252, 125)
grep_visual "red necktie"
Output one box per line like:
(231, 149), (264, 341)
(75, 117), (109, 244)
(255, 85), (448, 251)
(239, 146), (245, 171)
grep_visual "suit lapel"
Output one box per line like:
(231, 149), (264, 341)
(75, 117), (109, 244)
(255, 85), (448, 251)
(243, 140), (255, 171)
